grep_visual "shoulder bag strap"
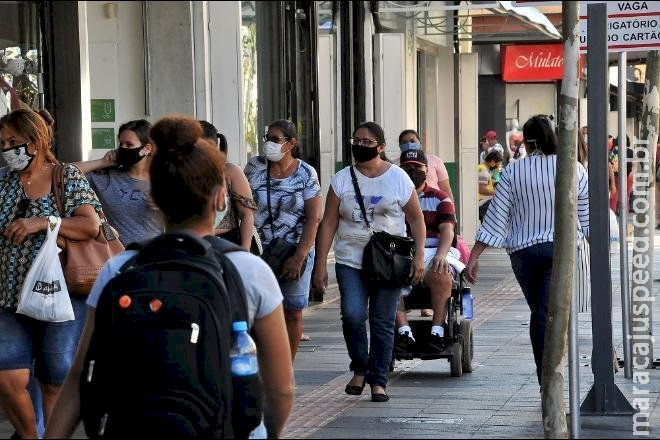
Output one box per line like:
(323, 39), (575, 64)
(349, 166), (372, 233)
(265, 161), (303, 241)
(51, 163), (65, 216)
(265, 161), (276, 238)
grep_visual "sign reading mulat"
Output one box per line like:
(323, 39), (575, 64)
(501, 44), (585, 82)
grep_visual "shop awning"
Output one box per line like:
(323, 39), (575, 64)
(496, 1), (561, 40)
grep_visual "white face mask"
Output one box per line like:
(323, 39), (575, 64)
(263, 141), (287, 162)
(1, 143), (35, 171)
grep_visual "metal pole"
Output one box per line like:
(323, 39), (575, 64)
(569, 245), (580, 439)
(580, 2), (634, 415)
(617, 51), (633, 379)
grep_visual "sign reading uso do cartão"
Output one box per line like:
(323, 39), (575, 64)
(579, 1), (660, 52)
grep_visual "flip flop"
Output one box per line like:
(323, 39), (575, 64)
(300, 334), (311, 341)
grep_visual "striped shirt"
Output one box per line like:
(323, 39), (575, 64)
(418, 185), (456, 248)
(475, 154), (589, 254)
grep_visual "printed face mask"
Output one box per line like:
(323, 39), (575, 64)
(263, 141), (288, 162)
(399, 142), (421, 153)
(116, 145), (146, 170)
(1, 143), (35, 171)
(405, 168), (427, 188)
(214, 190), (229, 227)
(351, 144), (380, 163)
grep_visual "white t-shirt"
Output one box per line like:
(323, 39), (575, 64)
(86, 249), (283, 326)
(331, 165), (415, 269)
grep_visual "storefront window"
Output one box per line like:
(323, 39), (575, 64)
(0, 1), (45, 116)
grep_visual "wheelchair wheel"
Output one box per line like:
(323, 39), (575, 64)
(459, 320), (474, 373)
(449, 342), (463, 377)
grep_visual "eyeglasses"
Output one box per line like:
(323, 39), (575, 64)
(350, 137), (378, 147)
(262, 135), (290, 144)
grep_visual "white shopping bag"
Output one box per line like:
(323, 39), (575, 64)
(16, 217), (74, 322)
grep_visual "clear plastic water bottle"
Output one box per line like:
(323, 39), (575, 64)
(230, 321), (258, 376)
(230, 321), (263, 438)
(461, 287), (474, 320)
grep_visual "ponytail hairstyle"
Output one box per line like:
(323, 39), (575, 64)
(522, 114), (558, 155)
(0, 108), (57, 163)
(149, 115), (226, 226)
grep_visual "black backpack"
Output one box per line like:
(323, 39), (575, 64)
(80, 232), (262, 438)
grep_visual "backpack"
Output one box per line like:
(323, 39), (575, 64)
(80, 232), (262, 438)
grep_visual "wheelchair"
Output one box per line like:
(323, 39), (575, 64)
(390, 271), (474, 377)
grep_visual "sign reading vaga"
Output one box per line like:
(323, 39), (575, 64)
(579, 1), (660, 52)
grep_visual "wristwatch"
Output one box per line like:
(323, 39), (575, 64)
(48, 215), (59, 229)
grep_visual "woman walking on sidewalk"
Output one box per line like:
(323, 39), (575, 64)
(313, 122), (426, 402)
(466, 115), (590, 385)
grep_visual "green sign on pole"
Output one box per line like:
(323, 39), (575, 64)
(91, 99), (115, 122)
(92, 128), (115, 149)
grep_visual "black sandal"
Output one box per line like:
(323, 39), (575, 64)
(371, 392), (389, 402)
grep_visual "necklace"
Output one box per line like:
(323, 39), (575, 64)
(23, 162), (50, 186)
(271, 158), (296, 178)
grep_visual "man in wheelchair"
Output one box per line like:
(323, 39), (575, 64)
(395, 149), (461, 356)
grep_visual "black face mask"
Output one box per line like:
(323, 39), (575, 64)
(351, 144), (380, 163)
(406, 168), (427, 188)
(116, 145), (146, 170)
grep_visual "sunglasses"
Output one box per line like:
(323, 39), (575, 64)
(262, 135), (290, 143)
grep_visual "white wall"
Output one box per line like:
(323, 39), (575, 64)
(86, 1), (147, 159)
(506, 83), (557, 127)
(458, 53), (479, 245)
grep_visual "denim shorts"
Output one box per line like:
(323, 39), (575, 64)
(0, 296), (88, 385)
(279, 249), (315, 311)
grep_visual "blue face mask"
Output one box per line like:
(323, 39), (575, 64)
(399, 142), (421, 153)
(214, 190), (229, 227)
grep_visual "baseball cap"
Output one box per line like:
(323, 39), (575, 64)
(400, 149), (427, 166)
(486, 130), (497, 139)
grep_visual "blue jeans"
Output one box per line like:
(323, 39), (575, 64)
(509, 242), (554, 385)
(335, 263), (402, 387)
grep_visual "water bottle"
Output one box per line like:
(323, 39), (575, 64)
(230, 321), (262, 438)
(461, 287), (474, 320)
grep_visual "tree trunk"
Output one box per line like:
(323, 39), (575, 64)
(631, 51), (659, 365)
(542, 2), (579, 438)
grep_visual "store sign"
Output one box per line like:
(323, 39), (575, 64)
(92, 128), (115, 149)
(501, 44), (584, 82)
(91, 99), (115, 122)
(579, 1), (660, 52)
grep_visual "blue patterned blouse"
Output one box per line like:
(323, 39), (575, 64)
(0, 164), (102, 310)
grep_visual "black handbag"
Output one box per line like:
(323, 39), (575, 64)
(350, 166), (415, 287)
(260, 163), (304, 279)
(218, 225), (263, 256)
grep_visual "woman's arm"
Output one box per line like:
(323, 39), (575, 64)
(44, 308), (96, 438)
(252, 304), (294, 438)
(227, 164), (256, 251)
(312, 188), (340, 291)
(402, 190), (426, 285)
(437, 179), (454, 200)
(466, 241), (488, 284)
(281, 195), (322, 281)
(2, 204), (99, 245)
(73, 150), (117, 175)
